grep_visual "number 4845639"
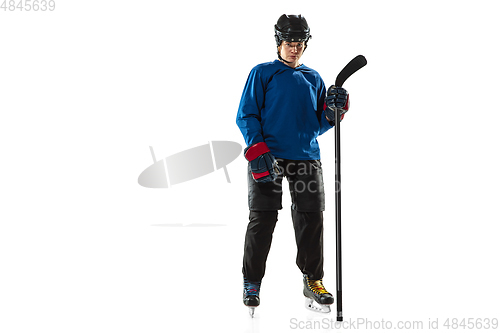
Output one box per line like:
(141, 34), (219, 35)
(1, 0), (56, 11)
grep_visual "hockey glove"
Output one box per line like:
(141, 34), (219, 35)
(244, 142), (279, 183)
(325, 86), (349, 122)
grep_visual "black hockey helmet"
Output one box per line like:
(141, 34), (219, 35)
(274, 14), (311, 47)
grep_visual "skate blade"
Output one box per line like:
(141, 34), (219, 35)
(305, 297), (331, 313)
(248, 306), (256, 318)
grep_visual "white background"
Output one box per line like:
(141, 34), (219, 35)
(1, 1), (499, 332)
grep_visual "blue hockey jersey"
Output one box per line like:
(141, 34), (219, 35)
(236, 60), (334, 160)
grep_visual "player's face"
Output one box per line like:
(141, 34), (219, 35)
(279, 41), (304, 68)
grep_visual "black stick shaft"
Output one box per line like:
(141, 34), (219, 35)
(331, 54), (366, 322)
(334, 106), (343, 322)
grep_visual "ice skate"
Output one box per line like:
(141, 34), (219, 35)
(243, 278), (261, 317)
(303, 274), (334, 313)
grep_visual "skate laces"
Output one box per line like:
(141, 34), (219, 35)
(306, 278), (329, 295)
(243, 278), (261, 296)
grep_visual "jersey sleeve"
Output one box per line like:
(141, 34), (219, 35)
(236, 67), (266, 146)
(317, 78), (335, 136)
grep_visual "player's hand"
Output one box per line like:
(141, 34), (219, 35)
(244, 142), (279, 183)
(325, 86), (349, 122)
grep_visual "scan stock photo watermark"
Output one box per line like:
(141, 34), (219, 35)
(138, 141), (242, 227)
(289, 317), (499, 330)
(138, 141), (242, 189)
(138, 141), (342, 227)
(1, 0), (56, 11)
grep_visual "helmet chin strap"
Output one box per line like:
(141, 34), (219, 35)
(277, 50), (293, 64)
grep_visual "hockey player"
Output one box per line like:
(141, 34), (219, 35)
(236, 14), (350, 317)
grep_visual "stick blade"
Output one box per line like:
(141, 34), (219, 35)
(335, 55), (367, 87)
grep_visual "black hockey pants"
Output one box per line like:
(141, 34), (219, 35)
(242, 159), (326, 282)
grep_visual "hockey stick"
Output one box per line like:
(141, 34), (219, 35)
(335, 55), (367, 87)
(330, 55), (367, 322)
